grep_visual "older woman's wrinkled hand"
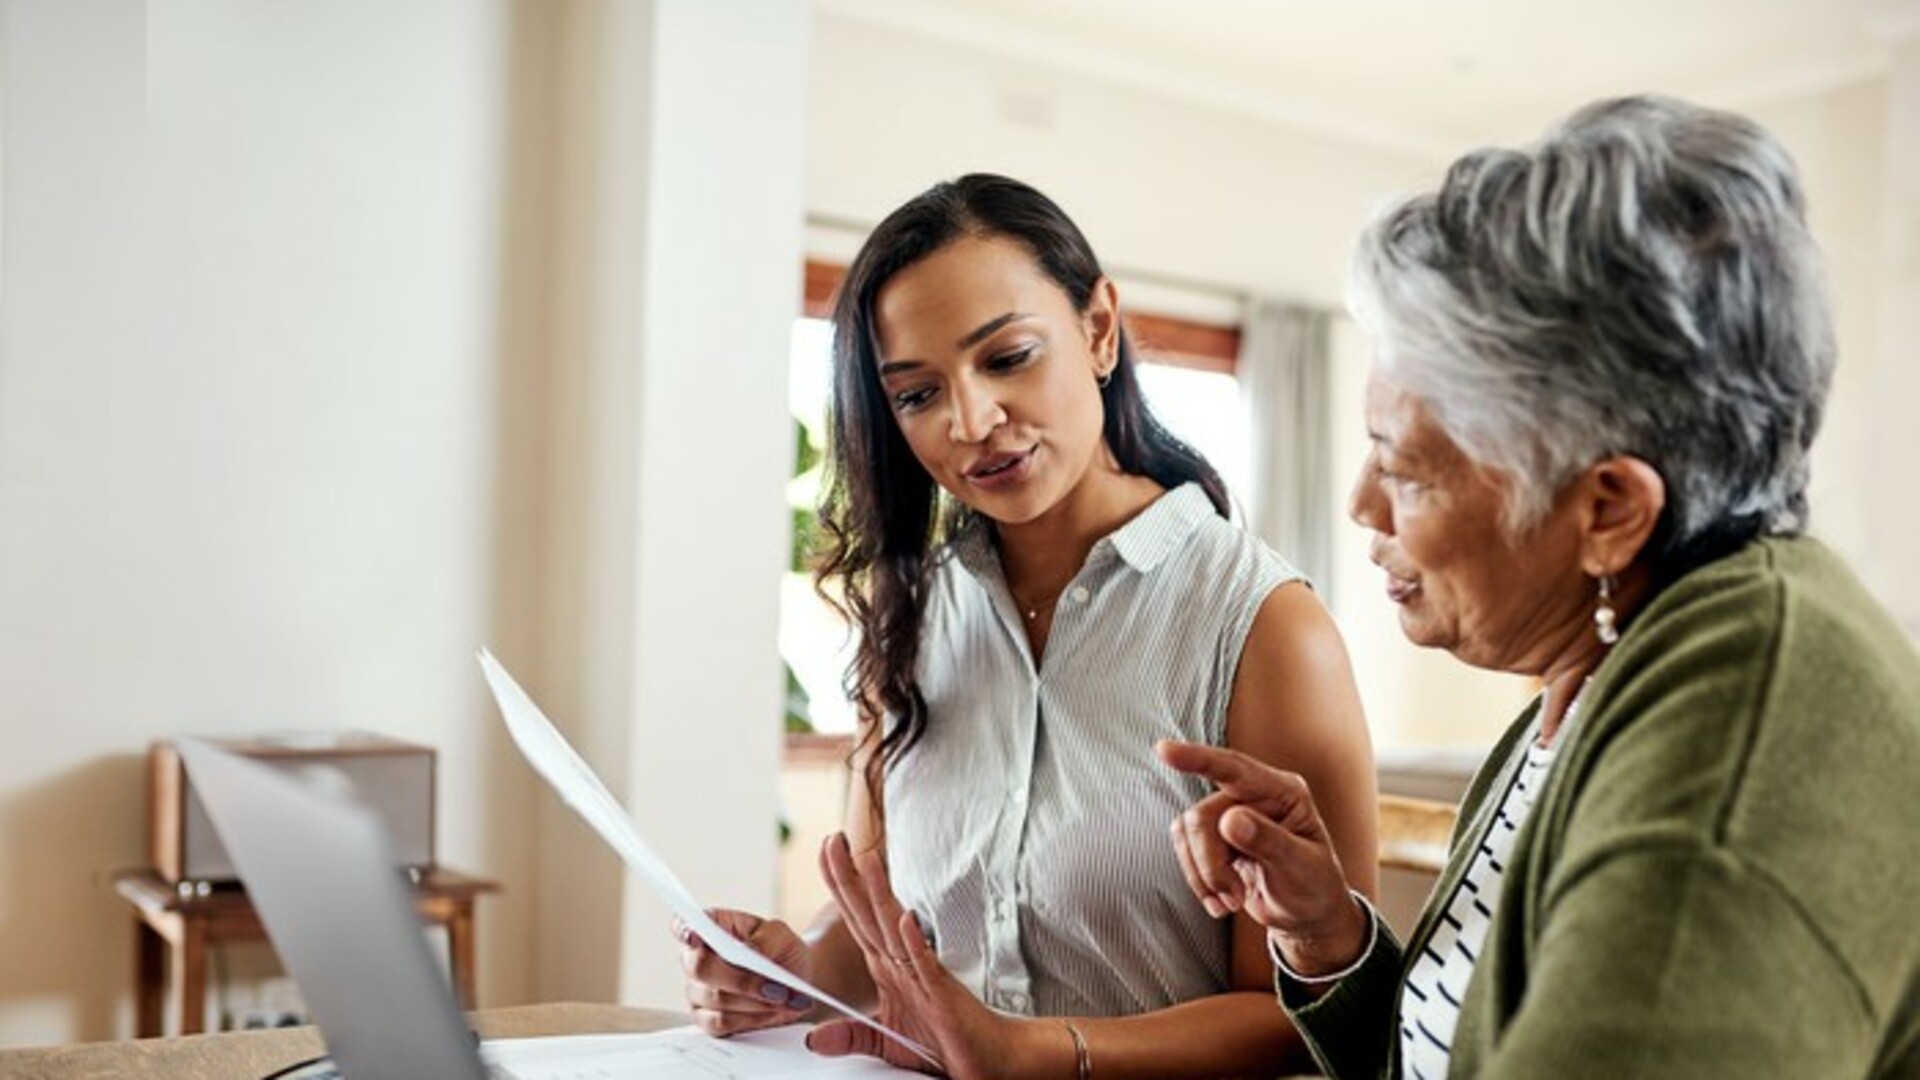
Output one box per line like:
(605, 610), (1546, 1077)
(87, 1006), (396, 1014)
(1158, 739), (1373, 979)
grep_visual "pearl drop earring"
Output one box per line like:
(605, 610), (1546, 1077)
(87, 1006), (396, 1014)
(1594, 573), (1620, 645)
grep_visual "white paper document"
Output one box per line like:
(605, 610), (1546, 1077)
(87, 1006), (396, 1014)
(477, 649), (939, 1068)
(483, 1025), (919, 1079)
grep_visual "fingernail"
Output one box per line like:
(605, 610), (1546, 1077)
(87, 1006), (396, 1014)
(760, 981), (791, 1004)
(790, 993), (814, 1011)
(1202, 896), (1224, 918)
(1225, 814), (1257, 844)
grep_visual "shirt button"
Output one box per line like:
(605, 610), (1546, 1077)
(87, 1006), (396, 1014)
(1070, 586), (1091, 604)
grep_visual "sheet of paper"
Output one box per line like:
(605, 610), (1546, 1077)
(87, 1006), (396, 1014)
(477, 649), (939, 1069)
(484, 1025), (920, 1079)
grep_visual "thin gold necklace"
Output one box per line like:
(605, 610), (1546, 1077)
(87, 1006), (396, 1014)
(1010, 582), (1068, 622)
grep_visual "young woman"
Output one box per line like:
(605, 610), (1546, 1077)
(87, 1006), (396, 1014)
(678, 174), (1377, 1078)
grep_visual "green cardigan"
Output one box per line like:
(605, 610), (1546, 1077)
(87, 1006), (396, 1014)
(1285, 537), (1920, 1079)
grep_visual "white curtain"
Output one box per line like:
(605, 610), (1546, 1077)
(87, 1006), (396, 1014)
(1238, 298), (1335, 602)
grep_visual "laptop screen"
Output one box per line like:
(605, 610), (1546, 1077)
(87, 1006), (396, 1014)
(176, 739), (486, 1080)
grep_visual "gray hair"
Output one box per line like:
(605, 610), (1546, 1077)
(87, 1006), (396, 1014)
(1349, 95), (1835, 568)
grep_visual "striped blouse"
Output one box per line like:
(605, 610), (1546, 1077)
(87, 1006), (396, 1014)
(1397, 717), (1563, 1079)
(884, 482), (1299, 1017)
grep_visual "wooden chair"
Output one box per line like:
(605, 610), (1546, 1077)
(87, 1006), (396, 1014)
(1378, 792), (1458, 874)
(1374, 793), (1459, 936)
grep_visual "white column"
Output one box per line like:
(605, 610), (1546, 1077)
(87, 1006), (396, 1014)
(619, 0), (809, 1007)
(1869, 23), (1920, 635)
(531, 0), (808, 1007)
(528, 0), (650, 1006)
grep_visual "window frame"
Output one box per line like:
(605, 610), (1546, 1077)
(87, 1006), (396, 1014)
(801, 258), (1240, 374)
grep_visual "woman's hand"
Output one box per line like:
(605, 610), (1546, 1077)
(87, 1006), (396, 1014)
(807, 833), (1063, 1079)
(674, 909), (818, 1036)
(1158, 740), (1372, 978)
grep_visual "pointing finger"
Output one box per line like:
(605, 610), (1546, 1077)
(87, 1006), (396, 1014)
(1157, 739), (1304, 805)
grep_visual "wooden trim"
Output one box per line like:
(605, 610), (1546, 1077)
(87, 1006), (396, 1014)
(803, 259), (843, 320)
(1123, 312), (1239, 374)
(800, 259), (1239, 372)
(1377, 794), (1458, 875)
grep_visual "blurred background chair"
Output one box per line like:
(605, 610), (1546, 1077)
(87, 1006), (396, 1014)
(1375, 792), (1461, 938)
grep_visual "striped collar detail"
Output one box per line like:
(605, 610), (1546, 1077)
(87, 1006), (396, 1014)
(948, 481), (1214, 580)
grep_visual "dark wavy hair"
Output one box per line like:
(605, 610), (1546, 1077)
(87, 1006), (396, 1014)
(814, 173), (1228, 794)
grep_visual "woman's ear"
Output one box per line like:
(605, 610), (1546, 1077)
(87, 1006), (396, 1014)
(1579, 456), (1666, 576)
(1085, 277), (1120, 377)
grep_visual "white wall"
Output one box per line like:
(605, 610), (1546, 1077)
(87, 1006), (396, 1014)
(0, 0), (152, 1044)
(0, 0), (546, 1045)
(807, 15), (1436, 310)
(1877, 38), (1920, 634)
(0, 0), (807, 1046)
(1728, 70), (1920, 636)
(1744, 80), (1891, 607)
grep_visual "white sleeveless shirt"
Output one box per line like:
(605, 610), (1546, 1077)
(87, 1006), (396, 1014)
(885, 483), (1299, 1017)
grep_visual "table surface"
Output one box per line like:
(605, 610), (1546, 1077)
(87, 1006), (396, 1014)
(0, 1002), (685, 1080)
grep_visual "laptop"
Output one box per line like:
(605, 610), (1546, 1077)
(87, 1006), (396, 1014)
(176, 738), (489, 1080)
(178, 727), (917, 1079)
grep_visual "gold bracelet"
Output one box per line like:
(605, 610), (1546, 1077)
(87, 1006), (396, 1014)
(1060, 1020), (1092, 1080)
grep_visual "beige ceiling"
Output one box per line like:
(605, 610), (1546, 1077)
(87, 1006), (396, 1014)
(818, 0), (1918, 155)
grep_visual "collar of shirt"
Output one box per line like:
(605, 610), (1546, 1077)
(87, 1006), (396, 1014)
(946, 481), (1214, 583)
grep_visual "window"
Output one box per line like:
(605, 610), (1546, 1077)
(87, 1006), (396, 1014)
(1134, 363), (1249, 505)
(781, 316), (857, 734)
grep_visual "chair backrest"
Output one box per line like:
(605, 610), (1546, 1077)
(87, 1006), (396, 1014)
(175, 739), (486, 1080)
(1378, 793), (1457, 875)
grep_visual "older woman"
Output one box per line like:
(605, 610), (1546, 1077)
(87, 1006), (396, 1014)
(1162, 95), (1920, 1078)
